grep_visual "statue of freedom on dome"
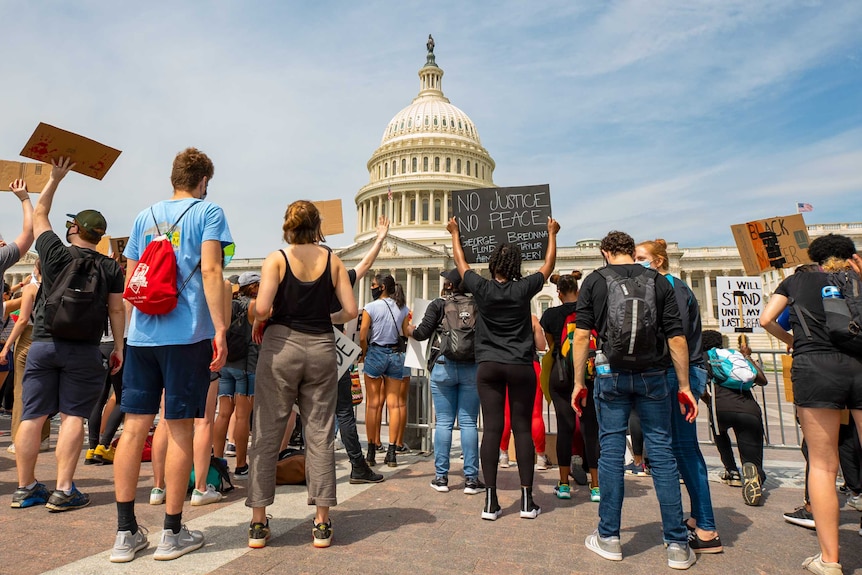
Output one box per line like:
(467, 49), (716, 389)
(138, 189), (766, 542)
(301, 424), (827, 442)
(427, 34), (435, 54)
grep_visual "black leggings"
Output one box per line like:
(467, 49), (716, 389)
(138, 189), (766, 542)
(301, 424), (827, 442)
(88, 343), (125, 449)
(713, 410), (765, 480)
(548, 360), (600, 470)
(477, 361), (536, 488)
(629, 410), (645, 458)
(839, 417), (862, 494)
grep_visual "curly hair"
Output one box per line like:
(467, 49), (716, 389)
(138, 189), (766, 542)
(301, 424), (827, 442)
(807, 234), (857, 270)
(550, 270), (582, 295)
(170, 147), (214, 192)
(701, 329), (724, 352)
(600, 231), (635, 257)
(488, 243), (522, 281)
(636, 239), (670, 271)
(282, 200), (324, 245)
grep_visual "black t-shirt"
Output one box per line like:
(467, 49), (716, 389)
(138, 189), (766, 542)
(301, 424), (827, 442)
(666, 275), (704, 366)
(575, 264), (683, 370)
(774, 271), (837, 355)
(540, 301), (578, 355)
(32, 231), (125, 342)
(462, 270), (545, 365)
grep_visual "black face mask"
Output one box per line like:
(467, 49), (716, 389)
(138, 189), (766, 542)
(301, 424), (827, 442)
(371, 286), (384, 300)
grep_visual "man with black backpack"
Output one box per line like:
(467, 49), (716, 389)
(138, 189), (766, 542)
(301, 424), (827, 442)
(571, 230), (698, 570)
(11, 157), (126, 514)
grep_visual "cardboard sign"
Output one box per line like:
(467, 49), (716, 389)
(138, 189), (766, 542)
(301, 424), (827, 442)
(334, 327), (362, 378)
(312, 199), (344, 236)
(20, 123), (121, 180)
(730, 214), (812, 275)
(451, 184), (552, 263)
(717, 276), (765, 334)
(95, 235), (111, 256)
(110, 236), (129, 267)
(404, 298), (432, 370)
(0, 160), (52, 191)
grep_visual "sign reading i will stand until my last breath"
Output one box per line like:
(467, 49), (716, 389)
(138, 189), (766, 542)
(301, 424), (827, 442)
(716, 276), (765, 334)
(451, 184), (552, 264)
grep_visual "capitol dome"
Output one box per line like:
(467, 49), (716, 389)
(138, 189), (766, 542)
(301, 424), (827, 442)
(354, 37), (496, 246)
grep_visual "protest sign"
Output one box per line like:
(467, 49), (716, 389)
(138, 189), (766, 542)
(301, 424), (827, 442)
(110, 236), (129, 267)
(312, 199), (344, 236)
(730, 214), (811, 275)
(717, 276), (765, 334)
(96, 235), (111, 256)
(451, 184), (551, 263)
(20, 123), (121, 180)
(334, 327), (362, 379)
(0, 160), (52, 191)
(404, 298), (431, 370)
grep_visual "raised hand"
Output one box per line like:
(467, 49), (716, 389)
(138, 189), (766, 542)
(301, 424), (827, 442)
(9, 179), (29, 201)
(547, 217), (560, 235)
(376, 215), (390, 240)
(50, 157), (76, 182)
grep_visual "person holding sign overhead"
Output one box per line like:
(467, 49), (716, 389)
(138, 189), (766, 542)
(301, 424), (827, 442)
(446, 215), (559, 521)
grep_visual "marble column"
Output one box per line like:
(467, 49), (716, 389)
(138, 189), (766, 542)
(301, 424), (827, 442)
(401, 191), (407, 226)
(429, 190), (436, 224)
(703, 271), (715, 322)
(414, 192), (421, 223)
(443, 190), (449, 220)
(405, 269), (414, 306)
(422, 268), (429, 300)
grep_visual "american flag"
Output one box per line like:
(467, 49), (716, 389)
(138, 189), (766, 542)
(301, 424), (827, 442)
(388, 186), (392, 201)
(796, 202), (813, 213)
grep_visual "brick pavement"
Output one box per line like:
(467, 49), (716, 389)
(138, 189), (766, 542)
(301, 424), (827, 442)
(2, 417), (862, 575)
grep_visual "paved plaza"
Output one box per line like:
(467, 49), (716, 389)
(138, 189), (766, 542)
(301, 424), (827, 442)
(1, 417), (861, 575)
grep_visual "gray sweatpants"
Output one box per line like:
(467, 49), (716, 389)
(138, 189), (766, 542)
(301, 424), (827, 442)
(246, 324), (338, 508)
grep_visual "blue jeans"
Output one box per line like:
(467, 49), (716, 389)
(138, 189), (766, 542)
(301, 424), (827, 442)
(666, 365), (716, 530)
(594, 368), (687, 544)
(430, 358), (480, 479)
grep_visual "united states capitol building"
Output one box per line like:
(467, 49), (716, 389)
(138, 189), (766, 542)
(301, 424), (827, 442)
(4, 40), (860, 349)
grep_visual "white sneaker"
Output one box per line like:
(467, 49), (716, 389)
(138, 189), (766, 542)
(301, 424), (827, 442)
(535, 453), (551, 470)
(667, 542), (697, 570)
(149, 487), (165, 505)
(585, 529), (622, 561)
(847, 493), (862, 511)
(190, 484), (224, 506)
(499, 449), (510, 468)
(6, 443), (14, 454)
(334, 437), (345, 451)
(109, 526), (149, 563)
(39, 438), (50, 452)
(153, 525), (204, 560)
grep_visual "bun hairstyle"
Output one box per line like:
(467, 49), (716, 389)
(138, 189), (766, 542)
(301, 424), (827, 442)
(282, 200), (324, 245)
(550, 270), (582, 295)
(637, 238), (670, 271)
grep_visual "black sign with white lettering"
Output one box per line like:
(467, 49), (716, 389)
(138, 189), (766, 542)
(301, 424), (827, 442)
(451, 185), (552, 264)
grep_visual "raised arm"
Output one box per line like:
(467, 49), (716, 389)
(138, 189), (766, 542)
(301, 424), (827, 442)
(353, 216), (389, 281)
(8, 179), (35, 254)
(33, 158), (75, 238)
(446, 217), (470, 278)
(538, 217), (560, 280)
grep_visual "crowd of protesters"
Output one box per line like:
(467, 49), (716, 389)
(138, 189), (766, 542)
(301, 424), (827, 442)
(2, 149), (861, 574)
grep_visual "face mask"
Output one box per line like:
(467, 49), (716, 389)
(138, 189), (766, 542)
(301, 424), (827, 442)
(638, 260), (652, 268)
(371, 286), (384, 300)
(65, 228), (75, 243)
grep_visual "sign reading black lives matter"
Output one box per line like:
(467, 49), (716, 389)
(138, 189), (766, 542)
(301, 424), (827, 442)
(451, 185), (552, 264)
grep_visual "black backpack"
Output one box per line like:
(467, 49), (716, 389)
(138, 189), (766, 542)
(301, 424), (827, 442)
(794, 270), (862, 357)
(439, 294), (477, 362)
(43, 246), (109, 344)
(226, 297), (251, 363)
(597, 266), (663, 370)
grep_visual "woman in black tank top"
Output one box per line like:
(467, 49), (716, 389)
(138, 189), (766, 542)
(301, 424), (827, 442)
(246, 201), (356, 550)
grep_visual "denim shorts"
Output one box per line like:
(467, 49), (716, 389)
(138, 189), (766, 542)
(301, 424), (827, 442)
(218, 366), (255, 397)
(122, 340), (212, 420)
(363, 344), (405, 379)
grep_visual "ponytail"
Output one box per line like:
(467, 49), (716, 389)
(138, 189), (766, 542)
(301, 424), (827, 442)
(394, 283), (406, 308)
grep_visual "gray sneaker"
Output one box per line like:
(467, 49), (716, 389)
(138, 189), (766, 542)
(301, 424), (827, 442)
(667, 542), (697, 570)
(109, 526), (149, 563)
(153, 525), (204, 561)
(584, 529), (622, 561)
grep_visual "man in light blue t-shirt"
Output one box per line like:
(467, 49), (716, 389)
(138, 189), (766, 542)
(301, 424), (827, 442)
(110, 148), (232, 564)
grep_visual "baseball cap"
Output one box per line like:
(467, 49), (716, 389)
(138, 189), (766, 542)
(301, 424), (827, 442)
(65, 210), (107, 237)
(238, 272), (261, 287)
(440, 268), (461, 287)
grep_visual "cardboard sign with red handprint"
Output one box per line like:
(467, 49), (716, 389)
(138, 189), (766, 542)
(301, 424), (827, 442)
(20, 123), (121, 180)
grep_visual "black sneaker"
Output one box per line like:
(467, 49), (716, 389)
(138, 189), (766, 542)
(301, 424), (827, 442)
(687, 530), (724, 554)
(395, 444), (411, 455)
(430, 476), (449, 492)
(464, 477), (485, 495)
(742, 462), (762, 506)
(349, 462), (384, 484)
(783, 506), (815, 529)
(719, 469), (742, 487)
(10, 482), (51, 508)
(312, 520), (332, 548)
(248, 519), (271, 549)
(45, 484), (90, 512)
(234, 464), (249, 479)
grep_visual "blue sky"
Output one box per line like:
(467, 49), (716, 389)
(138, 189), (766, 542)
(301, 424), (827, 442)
(1, 1), (860, 258)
